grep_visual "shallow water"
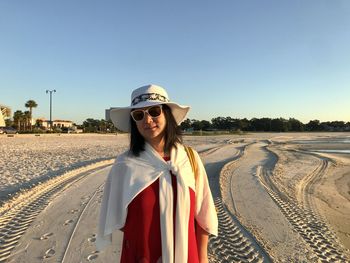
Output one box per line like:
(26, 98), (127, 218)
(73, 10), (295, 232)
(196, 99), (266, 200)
(292, 139), (350, 144)
(312, 149), (350, 154)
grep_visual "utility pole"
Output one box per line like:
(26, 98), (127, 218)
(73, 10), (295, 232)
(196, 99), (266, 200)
(46, 90), (56, 131)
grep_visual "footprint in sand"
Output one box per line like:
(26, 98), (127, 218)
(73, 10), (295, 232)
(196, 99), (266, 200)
(40, 232), (53, 240)
(81, 196), (89, 206)
(88, 237), (96, 243)
(88, 234), (97, 243)
(69, 209), (79, 214)
(42, 248), (55, 259)
(87, 251), (99, 261)
(63, 219), (74, 226)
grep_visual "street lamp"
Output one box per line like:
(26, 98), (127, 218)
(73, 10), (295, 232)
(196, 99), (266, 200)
(46, 90), (56, 131)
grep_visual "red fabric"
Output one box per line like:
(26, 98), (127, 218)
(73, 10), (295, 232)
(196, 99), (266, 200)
(120, 157), (198, 263)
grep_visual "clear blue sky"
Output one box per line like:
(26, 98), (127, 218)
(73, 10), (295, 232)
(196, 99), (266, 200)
(1, 0), (349, 124)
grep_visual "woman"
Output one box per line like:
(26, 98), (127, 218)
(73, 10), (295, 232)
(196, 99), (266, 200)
(97, 84), (218, 263)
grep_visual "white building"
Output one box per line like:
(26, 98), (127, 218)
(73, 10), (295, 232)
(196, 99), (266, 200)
(36, 118), (74, 129)
(0, 110), (4, 127)
(0, 105), (11, 126)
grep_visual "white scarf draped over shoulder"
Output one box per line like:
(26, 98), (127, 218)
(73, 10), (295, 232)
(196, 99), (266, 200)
(97, 143), (218, 263)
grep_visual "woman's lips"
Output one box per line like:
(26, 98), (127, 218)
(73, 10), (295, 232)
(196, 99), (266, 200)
(144, 125), (157, 130)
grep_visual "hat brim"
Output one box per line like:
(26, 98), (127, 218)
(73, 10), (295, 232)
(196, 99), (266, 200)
(109, 101), (190, 132)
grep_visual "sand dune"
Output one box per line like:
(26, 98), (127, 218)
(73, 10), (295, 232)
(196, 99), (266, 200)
(0, 133), (349, 262)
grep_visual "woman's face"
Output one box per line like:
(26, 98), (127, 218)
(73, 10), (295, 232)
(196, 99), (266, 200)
(132, 105), (167, 144)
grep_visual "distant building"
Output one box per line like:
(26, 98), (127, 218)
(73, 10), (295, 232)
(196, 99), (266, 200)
(36, 118), (74, 129)
(52, 120), (74, 128)
(105, 108), (111, 121)
(0, 104), (11, 126)
(0, 109), (4, 127)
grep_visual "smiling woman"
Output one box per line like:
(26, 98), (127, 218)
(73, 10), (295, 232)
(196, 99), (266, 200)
(130, 104), (169, 157)
(97, 84), (218, 263)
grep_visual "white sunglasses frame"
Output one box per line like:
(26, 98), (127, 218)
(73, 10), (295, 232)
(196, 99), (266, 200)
(130, 105), (163, 122)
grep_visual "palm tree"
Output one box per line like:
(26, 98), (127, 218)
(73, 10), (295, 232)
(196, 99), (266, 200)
(13, 110), (24, 131)
(23, 111), (31, 131)
(25, 100), (38, 130)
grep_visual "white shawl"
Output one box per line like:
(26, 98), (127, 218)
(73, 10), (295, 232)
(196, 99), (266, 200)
(97, 143), (218, 263)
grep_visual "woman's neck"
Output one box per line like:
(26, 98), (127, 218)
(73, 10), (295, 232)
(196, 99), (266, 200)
(147, 136), (168, 157)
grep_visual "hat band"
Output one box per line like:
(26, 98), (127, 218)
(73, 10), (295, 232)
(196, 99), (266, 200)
(131, 93), (169, 106)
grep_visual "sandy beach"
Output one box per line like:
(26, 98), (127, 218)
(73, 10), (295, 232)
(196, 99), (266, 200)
(0, 133), (349, 262)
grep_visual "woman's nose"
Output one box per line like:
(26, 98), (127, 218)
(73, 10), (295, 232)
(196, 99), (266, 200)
(143, 112), (153, 123)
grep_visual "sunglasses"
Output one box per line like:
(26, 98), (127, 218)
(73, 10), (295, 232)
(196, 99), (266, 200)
(130, 105), (163, 122)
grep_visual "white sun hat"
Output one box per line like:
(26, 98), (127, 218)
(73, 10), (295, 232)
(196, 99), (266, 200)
(109, 84), (190, 132)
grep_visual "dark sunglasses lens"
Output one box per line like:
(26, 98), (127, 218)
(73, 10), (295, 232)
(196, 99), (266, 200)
(148, 106), (162, 117)
(132, 111), (144, 121)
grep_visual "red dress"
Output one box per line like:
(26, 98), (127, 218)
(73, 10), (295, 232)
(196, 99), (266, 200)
(120, 157), (198, 263)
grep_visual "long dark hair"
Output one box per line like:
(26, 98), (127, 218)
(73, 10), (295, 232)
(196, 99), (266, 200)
(129, 104), (183, 156)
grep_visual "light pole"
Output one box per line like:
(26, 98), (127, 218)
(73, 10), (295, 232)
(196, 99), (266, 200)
(46, 90), (56, 131)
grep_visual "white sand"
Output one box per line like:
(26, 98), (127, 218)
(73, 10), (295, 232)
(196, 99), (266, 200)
(0, 134), (128, 200)
(0, 132), (349, 262)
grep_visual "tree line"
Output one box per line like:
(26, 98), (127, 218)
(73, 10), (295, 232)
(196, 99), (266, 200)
(179, 117), (350, 132)
(80, 117), (350, 133)
(6, 100), (349, 133)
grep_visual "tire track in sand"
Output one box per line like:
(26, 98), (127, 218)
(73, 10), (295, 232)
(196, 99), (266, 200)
(257, 145), (349, 262)
(199, 145), (227, 157)
(0, 160), (114, 262)
(209, 198), (269, 263)
(207, 142), (271, 263)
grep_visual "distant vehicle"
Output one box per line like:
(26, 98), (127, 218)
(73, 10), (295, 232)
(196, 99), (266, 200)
(61, 126), (82, 133)
(61, 127), (74, 133)
(0, 127), (18, 134)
